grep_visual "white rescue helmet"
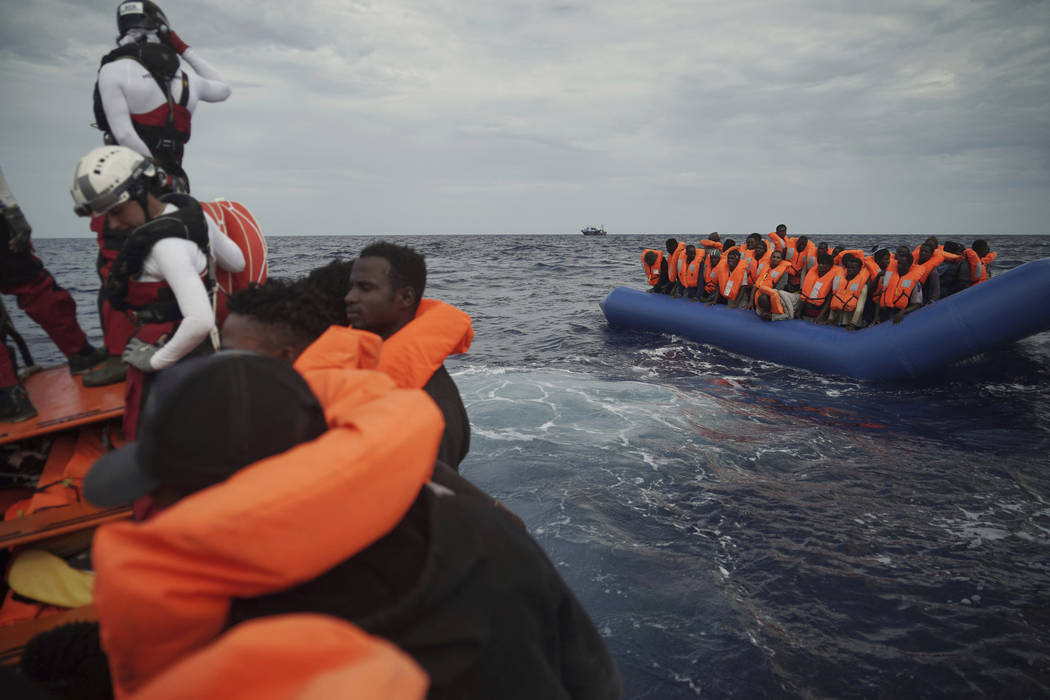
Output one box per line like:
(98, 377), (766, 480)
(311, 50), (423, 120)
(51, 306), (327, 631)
(71, 146), (157, 217)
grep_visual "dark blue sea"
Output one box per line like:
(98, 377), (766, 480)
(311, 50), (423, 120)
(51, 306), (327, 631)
(15, 234), (1050, 698)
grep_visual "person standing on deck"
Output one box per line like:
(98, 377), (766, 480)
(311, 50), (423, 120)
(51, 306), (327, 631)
(88, 0), (231, 386)
(70, 146), (244, 440)
(0, 165), (105, 422)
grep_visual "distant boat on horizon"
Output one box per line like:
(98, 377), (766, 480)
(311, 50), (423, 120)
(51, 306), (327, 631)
(581, 225), (607, 236)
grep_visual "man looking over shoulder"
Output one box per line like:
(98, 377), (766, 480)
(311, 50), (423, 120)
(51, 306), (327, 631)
(94, 0), (231, 190)
(345, 242), (472, 470)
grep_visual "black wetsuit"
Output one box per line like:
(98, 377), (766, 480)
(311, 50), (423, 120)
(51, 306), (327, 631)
(425, 364), (471, 470)
(228, 469), (620, 700)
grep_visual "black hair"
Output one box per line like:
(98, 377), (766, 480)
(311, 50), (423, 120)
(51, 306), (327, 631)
(795, 236), (809, 251)
(776, 224), (787, 232)
(20, 622), (112, 700)
(665, 238), (678, 252)
(874, 248), (891, 262)
(972, 239), (989, 257)
(756, 294), (771, 311)
(685, 244), (696, 258)
(722, 238), (736, 250)
(831, 245), (844, 257)
(227, 278), (344, 345)
(746, 232), (761, 243)
(304, 259), (354, 324)
(359, 241), (427, 308)
(841, 254), (859, 266)
(707, 232), (720, 241)
(754, 240), (768, 255)
(643, 250), (658, 265)
(943, 241), (964, 255)
(817, 252), (834, 266)
(925, 236), (939, 247)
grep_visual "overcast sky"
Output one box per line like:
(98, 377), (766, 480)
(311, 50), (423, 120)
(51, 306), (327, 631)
(2, 0), (1048, 237)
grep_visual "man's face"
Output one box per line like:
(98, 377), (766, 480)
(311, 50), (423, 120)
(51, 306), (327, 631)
(845, 259), (861, 277)
(106, 200), (146, 234)
(770, 250), (783, 267)
(727, 251), (740, 269)
(918, 244), (933, 264)
(817, 261), (832, 276)
(344, 256), (412, 339)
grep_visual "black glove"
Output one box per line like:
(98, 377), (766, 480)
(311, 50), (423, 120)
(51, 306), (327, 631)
(3, 205), (32, 252)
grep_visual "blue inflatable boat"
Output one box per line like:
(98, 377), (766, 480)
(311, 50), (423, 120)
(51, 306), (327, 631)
(600, 257), (1050, 381)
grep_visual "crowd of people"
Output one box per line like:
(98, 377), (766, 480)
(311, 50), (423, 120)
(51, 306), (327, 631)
(642, 224), (996, 327)
(1, 2), (621, 698)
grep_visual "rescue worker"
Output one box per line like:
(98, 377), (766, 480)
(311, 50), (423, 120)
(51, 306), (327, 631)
(85, 346), (620, 699)
(89, 0), (232, 385)
(94, 0), (231, 189)
(345, 241), (472, 470)
(70, 145), (244, 438)
(0, 165), (105, 422)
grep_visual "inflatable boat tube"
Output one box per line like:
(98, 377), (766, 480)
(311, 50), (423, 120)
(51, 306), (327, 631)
(600, 257), (1050, 381)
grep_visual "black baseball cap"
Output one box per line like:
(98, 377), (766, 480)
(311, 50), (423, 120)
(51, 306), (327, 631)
(85, 352), (328, 507)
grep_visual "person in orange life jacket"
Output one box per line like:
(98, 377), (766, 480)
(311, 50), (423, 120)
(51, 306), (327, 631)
(0, 166), (106, 422)
(874, 249), (924, 325)
(785, 235), (813, 292)
(703, 248), (750, 308)
(665, 237), (686, 286)
(345, 242), (471, 470)
(70, 146), (245, 439)
(755, 248), (790, 292)
(740, 240), (771, 310)
(222, 278), (526, 532)
(913, 242), (942, 304)
(754, 286), (801, 322)
(766, 223), (789, 254)
(700, 232), (722, 251)
(642, 249), (671, 294)
(862, 248), (892, 325)
(960, 239), (992, 287)
(671, 245), (704, 300)
(827, 254), (869, 329)
(795, 252), (838, 322)
(85, 351), (621, 700)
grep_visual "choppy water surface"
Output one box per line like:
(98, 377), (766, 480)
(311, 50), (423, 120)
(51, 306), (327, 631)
(19, 233), (1050, 698)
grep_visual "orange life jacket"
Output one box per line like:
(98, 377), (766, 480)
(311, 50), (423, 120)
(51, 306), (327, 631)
(678, 253), (702, 288)
(641, 250), (663, 286)
(830, 269), (870, 312)
(132, 614), (428, 700)
(700, 239), (723, 251)
(767, 231), (786, 254)
(92, 327), (445, 698)
(963, 248), (987, 285)
(753, 285), (785, 316)
(880, 265), (925, 309)
(800, 266), (839, 306)
(375, 299), (473, 391)
(707, 258), (748, 301)
(754, 261), (790, 289)
(666, 242), (686, 283)
(833, 249), (865, 267)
